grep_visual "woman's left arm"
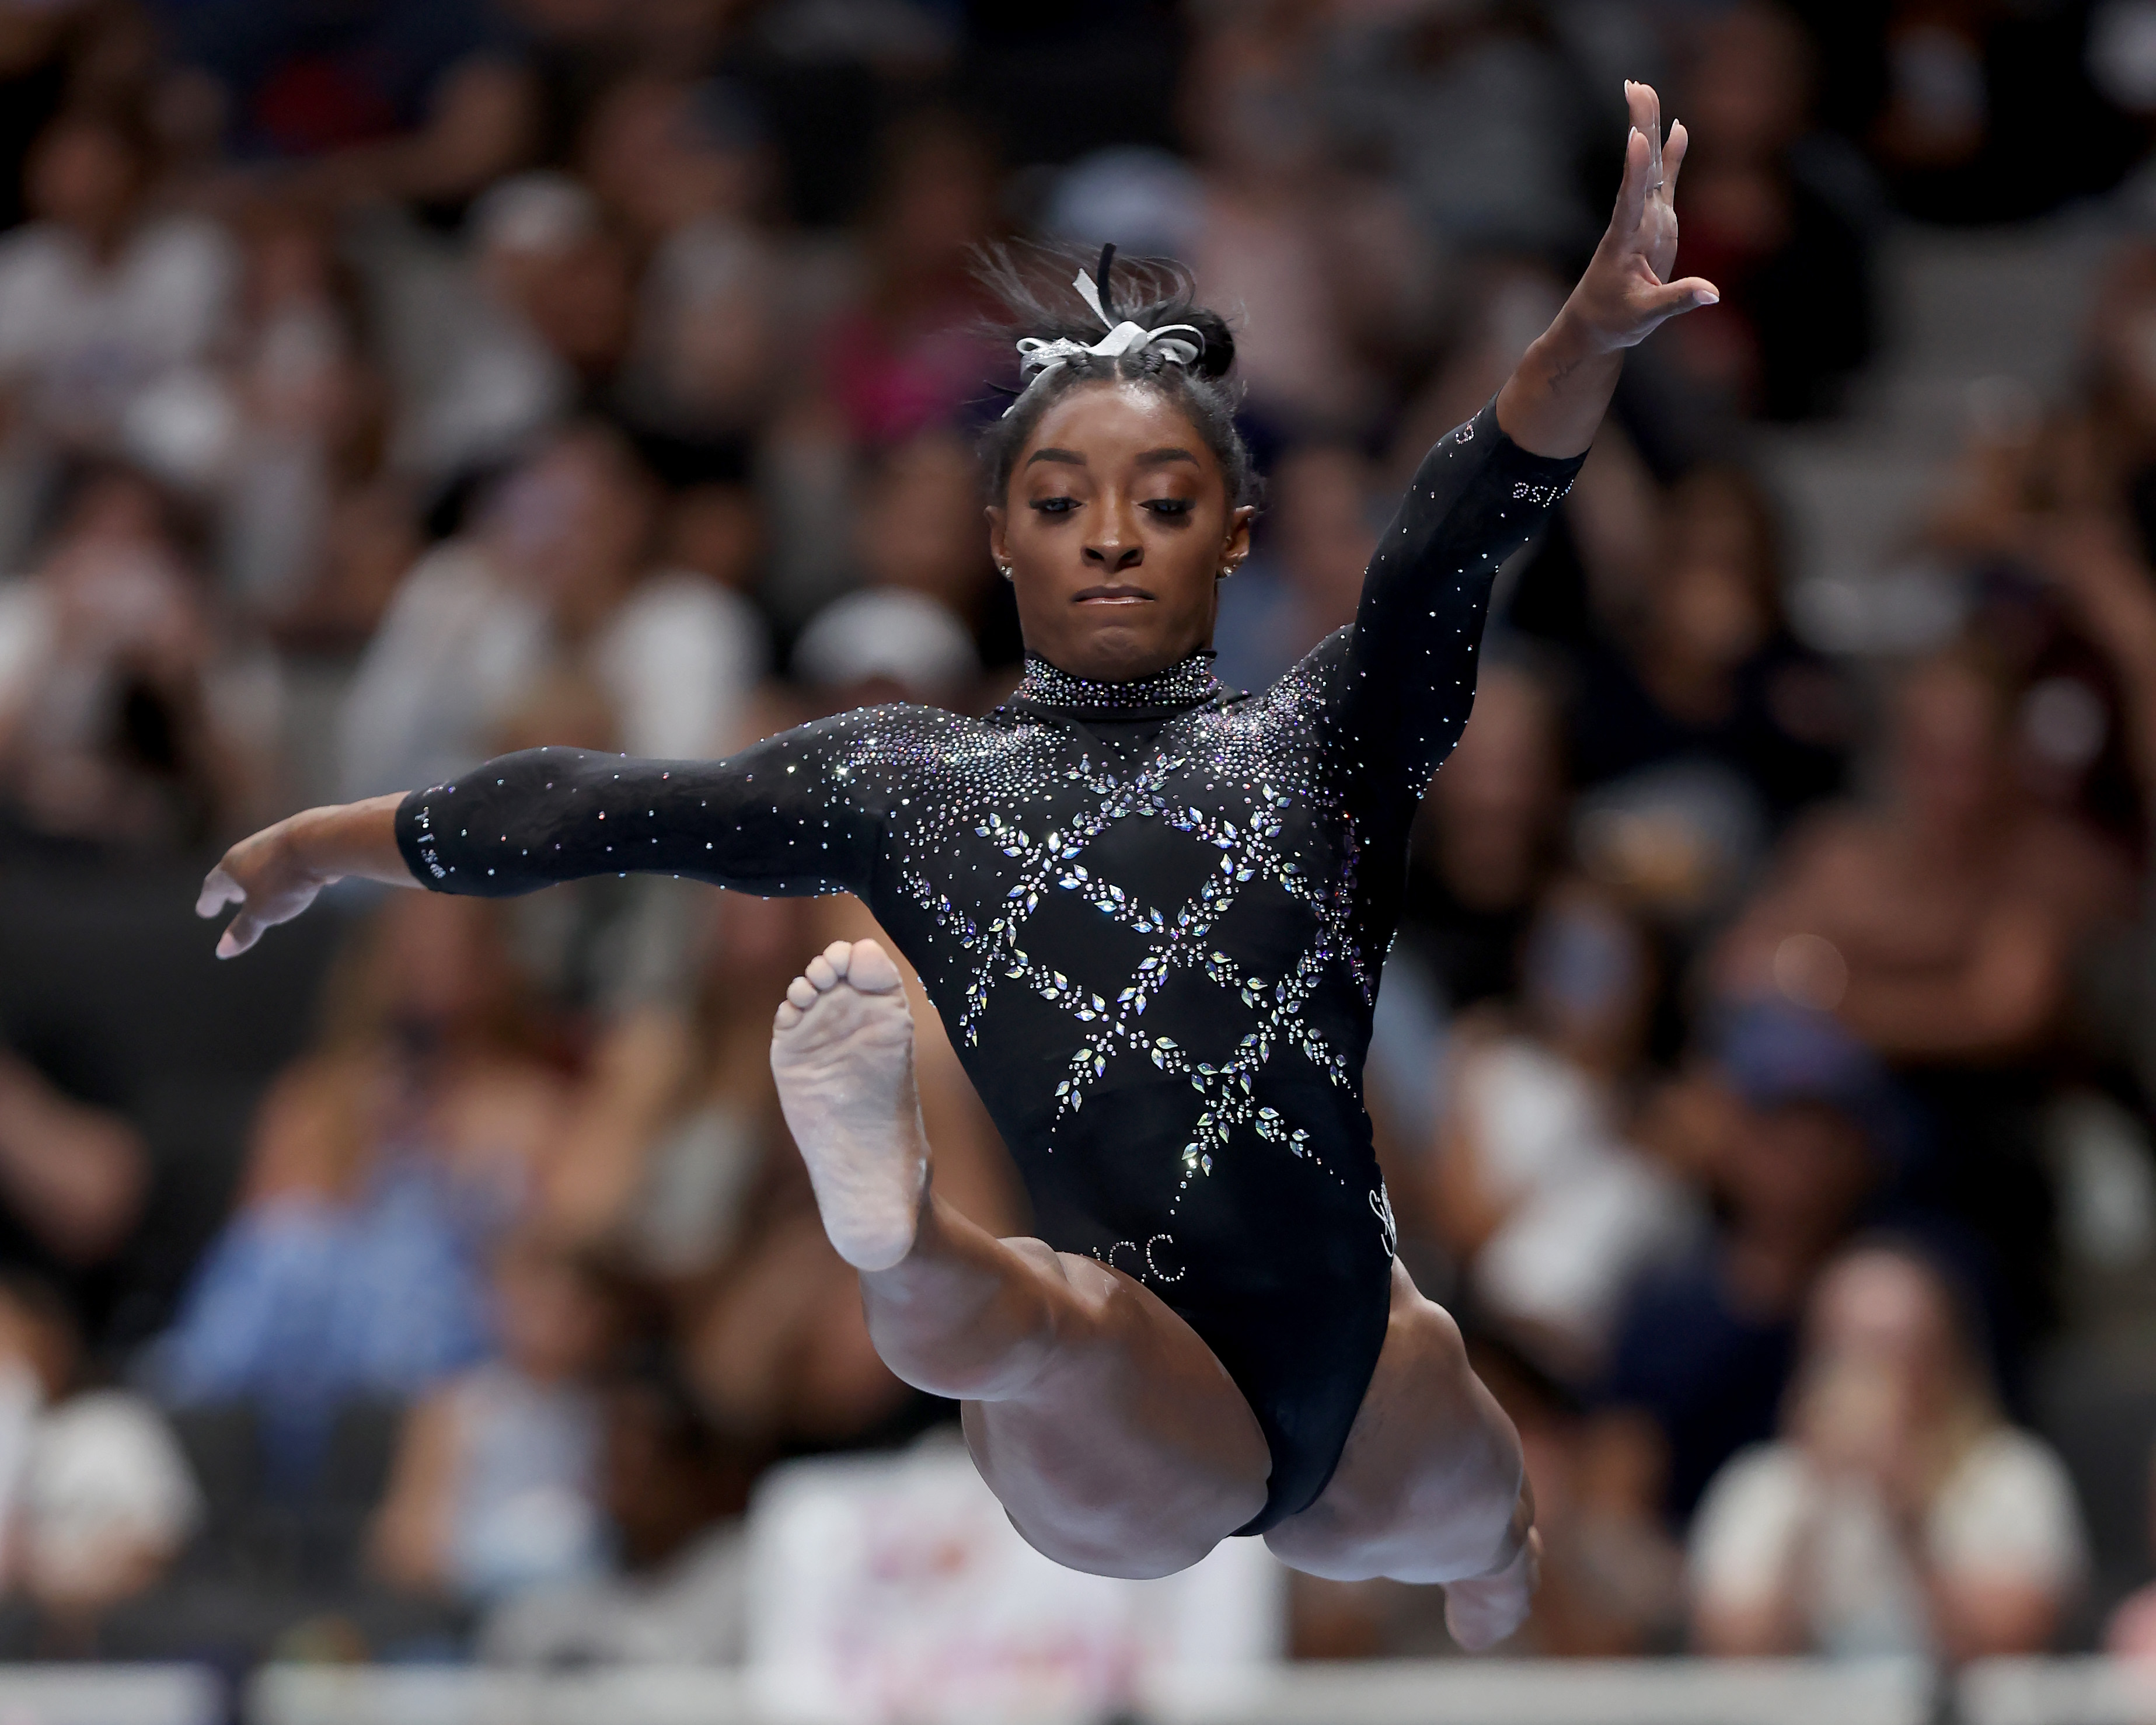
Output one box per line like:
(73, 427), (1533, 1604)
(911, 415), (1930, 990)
(1345, 82), (1717, 797)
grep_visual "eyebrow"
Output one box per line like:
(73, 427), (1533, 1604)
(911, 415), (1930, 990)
(1024, 448), (1085, 468)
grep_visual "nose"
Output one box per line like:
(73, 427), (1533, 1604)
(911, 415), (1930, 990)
(1083, 504), (1145, 573)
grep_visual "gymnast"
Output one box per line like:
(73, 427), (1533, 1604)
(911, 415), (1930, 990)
(200, 83), (1716, 1647)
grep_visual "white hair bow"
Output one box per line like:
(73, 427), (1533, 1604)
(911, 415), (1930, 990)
(1004, 265), (1205, 417)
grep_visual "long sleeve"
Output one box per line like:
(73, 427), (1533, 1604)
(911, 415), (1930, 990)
(1340, 400), (1583, 797)
(393, 711), (890, 900)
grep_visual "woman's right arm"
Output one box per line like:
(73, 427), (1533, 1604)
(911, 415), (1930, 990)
(200, 717), (889, 957)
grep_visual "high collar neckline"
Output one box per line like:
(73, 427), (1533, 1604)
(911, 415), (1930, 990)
(1012, 651), (1224, 716)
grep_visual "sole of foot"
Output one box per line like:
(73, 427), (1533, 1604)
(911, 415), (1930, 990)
(769, 938), (928, 1273)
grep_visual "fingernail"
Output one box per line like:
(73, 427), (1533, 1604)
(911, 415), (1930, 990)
(1698, 291), (1720, 305)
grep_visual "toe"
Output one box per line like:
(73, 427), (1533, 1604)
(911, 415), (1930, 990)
(786, 975), (818, 1010)
(845, 939), (903, 994)
(774, 999), (803, 1031)
(805, 954), (838, 991)
(822, 939), (854, 977)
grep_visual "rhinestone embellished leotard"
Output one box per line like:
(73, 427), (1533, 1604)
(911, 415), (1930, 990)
(396, 403), (1581, 1531)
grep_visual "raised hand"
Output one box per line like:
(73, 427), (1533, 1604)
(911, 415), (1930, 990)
(1494, 80), (1719, 458)
(1567, 81), (1719, 354)
(196, 793), (411, 957)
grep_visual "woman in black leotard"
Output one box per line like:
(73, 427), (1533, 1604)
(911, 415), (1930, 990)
(201, 85), (1716, 1644)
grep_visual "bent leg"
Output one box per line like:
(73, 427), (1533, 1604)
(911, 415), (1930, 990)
(1264, 1261), (1537, 1649)
(771, 940), (1270, 1580)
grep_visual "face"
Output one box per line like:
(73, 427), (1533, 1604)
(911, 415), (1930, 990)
(988, 382), (1253, 681)
(1805, 1248), (1960, 1420)
(1722, 1099), (1875, 1242)
(494, 1242), (615, 1382)
(1894, 658), (2004, 836)
(28, 120), (139, 236)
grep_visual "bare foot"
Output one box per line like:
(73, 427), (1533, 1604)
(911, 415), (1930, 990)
(1443, 1526), (1539, 1652)
(770, 939), (928, 1272)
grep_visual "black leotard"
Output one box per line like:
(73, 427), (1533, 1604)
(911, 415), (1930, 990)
(395, 402), (1581, 1531)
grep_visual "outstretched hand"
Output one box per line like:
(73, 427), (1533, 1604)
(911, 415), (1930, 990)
(1567, 81), (1719, 354)
(196, 793), (411, 958)
(196, 821), (333, 959)
(1494, 81), (1718, 458)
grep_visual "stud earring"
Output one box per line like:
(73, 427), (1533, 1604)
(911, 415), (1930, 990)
(997, 563), (1014, 581)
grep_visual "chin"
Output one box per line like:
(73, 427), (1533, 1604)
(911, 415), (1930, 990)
(1059, 629), (1185, 679)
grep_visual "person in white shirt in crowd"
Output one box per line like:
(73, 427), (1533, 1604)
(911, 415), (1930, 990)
(337, 421), (767, 802)
(0, 104), (236, 567)
(0, 1276), (201, 1631)
(1689, 1238), (2088, 1661)
(1423, 880), (1701, 1382)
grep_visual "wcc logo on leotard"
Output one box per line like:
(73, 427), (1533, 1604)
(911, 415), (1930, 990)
(1369, 1183), (1398, 1259)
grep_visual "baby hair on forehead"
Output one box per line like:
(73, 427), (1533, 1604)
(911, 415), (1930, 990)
(974, 241), (1262, 511)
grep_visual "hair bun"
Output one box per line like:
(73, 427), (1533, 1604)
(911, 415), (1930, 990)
(1182, 307), (1236, 380)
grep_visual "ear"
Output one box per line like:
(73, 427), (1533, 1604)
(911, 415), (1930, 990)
(1219, 504), (1255, 576)
(986, 503), (1009, 569)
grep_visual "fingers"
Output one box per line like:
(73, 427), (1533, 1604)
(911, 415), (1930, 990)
(1613, 79), (1670, 236)
(1663, 119), (1690, 197)
(1658, 275), (1721, 312)
(1624, 79), (1663, 164)
(215, 914), (264, 960)
(1615, 122), (1649, 236)
(196, 866), (242, 919)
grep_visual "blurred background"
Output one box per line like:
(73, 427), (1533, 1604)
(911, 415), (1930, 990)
(5, 0), (2156, 1720)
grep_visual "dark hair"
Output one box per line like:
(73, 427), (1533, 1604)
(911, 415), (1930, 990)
(974, 242), (1260, 510)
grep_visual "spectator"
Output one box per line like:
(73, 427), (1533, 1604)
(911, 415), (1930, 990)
(1179, 9), (1411, 439)
(369, 1232), (620, 1606)
(819, 113), (1002, 448)
(0, 1047), (146, 1328)
(1666, 1), (1875, 421)
(539, 888), (808, 1276)
(1690, 1240), (2087, 1660)
(0, 103), (236, 562)
(337, 422), (766, 800)
(1210, 444), (1380, 694)
(1321, 0), (1598, 258)
(149, 0), (536, 211)
(1716, 646), (2132, 1330)
(1395, 658), (1568, 1019)
(0, 1276), (201, 1643)
(215, 210), (387, 620)
(1601, 1003), (1892, 1522)
(479, 1358), (750, 1665)
(0, 462), (277, 848)
(1559, 468), (1845, 938)
(1428, 882), (1700, 1382)
(149, 893), (566, 1484)
(589, 76), (790, 447)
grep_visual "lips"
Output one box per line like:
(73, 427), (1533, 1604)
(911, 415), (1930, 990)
(1073, 585), (1154, 605)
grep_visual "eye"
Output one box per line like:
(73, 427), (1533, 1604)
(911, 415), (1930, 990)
(1143, 499), (1195, 518)
(1030, 496), (1078, 515)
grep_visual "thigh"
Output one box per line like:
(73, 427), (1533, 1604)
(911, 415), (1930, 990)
(961, 1240), (1271, 1581)
(1263, 1260), (1522, 1584)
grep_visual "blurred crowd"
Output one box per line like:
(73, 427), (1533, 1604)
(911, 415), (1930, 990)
(1, 0), (2155, 1679)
